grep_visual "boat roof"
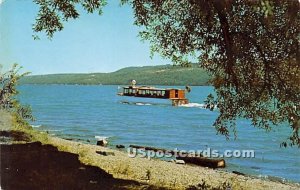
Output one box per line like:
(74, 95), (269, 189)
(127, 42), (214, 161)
(123, 86), (184, 91)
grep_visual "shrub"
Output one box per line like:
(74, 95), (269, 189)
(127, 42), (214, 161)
(0, 64), (34, 124)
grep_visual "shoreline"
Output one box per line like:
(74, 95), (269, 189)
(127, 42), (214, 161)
(52, 136), (300, 188)
(1, 112), (299, 189)
(38, 128), (299, 185)
(1, 132), (299, 189)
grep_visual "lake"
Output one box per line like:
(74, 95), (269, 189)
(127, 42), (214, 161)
(18, 85), (300, 182)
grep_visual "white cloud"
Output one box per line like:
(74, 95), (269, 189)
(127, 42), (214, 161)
(0, 0), (5, 5)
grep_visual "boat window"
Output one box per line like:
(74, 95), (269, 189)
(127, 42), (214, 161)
(162, 91), (165, 96)
(129, 89), (132, 94)
(138, 90), (145, 95)
(132, 89), (136, 93)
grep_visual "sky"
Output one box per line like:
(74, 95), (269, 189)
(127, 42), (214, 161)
(0, 0), (171, 75)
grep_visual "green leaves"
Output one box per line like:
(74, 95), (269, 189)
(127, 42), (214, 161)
(128, 0), (300, 147)
(33, 0), (107, 39)
(258, 0), (274, 17)
(0, 64), (34, 123)
(81, 0), (107, 14)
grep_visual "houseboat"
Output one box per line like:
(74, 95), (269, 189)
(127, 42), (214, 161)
(118, 80), (189, 106)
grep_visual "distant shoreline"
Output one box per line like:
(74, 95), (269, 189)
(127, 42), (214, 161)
(20, 64), (211, 86)
(19, 83), (212, 87)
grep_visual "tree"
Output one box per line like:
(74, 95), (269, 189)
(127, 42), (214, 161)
(32, 0), (107, 39)
(32, 0), (300, 146)
(124, 0), (300, 147)
(0, 64), (34, 124)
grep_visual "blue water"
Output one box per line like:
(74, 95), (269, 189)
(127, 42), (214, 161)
(18, 85), (300, 182)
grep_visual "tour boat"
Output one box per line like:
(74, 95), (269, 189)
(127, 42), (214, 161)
(117, 80), (189, 106)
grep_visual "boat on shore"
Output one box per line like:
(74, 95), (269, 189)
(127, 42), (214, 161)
(117, 80), (189, 106)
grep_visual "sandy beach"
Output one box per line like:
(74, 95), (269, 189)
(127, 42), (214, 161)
(1, 111), (300, 190)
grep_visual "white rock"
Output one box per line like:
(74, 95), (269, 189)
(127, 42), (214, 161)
(175, 160), (185, 164)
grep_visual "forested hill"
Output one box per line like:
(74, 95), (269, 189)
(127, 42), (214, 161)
(20, 64), (210, 86)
